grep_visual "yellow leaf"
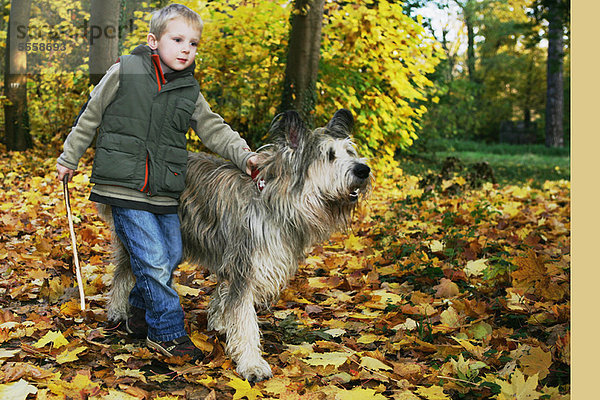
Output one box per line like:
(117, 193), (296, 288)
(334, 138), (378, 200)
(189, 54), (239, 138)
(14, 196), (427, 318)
(428, 240), (445, 253)
(414, 385), (451, 400)
(262, 376), (292, 395)
(344, 234), (364, 251)
(360, 356), (392, 371)
(227, 377), (262, 400)
(114, 368), (147, 383)
(56, 346), (87, 364)
(305, 351), (350, 367)
(495, 370), (541, 400)
(440, 307), (461, 328)
(91, 389), (141, 400)
(501, 201), (522, 218)
(0, 379), (38, 400)
(518, 347), (552, 380)
(356, 333), (382, 344)
(34, 330), (69, 349)
(464, 259), (489, 277)
(174, 283), (200, 297)
(335, 387), (388, 400)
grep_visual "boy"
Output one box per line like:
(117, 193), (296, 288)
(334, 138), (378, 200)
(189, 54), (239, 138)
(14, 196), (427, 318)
(57, 3), (258, 361)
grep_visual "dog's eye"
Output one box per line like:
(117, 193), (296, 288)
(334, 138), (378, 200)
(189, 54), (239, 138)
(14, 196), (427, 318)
(328, 148), (336, 162)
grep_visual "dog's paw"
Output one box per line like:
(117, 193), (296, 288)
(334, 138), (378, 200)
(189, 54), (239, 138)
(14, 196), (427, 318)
(236, 357), (273, 383)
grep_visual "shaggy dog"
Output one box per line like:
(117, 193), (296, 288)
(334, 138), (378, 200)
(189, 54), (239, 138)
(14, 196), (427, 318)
(104, 109), (371, 382)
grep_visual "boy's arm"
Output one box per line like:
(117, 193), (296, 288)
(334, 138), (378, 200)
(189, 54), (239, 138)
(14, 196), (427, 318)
(57, 62), (120, 178)
(190, 92), (256, 172)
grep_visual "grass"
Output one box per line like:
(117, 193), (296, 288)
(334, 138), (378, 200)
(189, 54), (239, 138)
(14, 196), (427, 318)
(397, 138), (571, 186)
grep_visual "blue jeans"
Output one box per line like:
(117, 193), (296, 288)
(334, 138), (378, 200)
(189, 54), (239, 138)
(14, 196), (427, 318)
(111, 206), (186, 342)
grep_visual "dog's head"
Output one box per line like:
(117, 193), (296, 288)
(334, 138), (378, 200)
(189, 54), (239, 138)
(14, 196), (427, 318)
(261, 109), (371, 206)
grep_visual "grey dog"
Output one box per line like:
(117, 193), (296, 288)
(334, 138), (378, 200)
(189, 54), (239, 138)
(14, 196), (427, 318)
(103, 109), (371, 382)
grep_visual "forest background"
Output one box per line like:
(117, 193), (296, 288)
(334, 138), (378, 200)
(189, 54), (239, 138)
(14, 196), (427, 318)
(0, 1), (573, 399)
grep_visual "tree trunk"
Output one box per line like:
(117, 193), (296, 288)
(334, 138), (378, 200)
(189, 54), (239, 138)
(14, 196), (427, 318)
(89, 0), (120, 86)
(545, 0), (564, 147)
(280, 0), (325, 127)
(3, 0), (32, 151)
(465, 14), (476, 82)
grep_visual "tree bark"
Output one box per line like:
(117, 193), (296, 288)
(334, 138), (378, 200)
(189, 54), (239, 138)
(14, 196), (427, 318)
(89, 0), (120, 86)
(3, 0), (32, 151)
(280, 0), (325, 127)
(465, 13), (476, 82)
(544, 0), (564, 147)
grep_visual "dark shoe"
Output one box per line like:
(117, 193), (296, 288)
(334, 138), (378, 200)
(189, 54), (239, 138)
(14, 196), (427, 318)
(146, 335), (204, 362)
(125, 306), (148, 339)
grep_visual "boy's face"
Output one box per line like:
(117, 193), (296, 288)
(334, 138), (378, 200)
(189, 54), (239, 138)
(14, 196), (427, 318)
(147, 17), (200, 71)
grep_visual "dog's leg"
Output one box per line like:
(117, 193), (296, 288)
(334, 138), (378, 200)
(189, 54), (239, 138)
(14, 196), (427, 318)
(223, 289), (272, 382)
(97, 203), (135, 322)
(207, 282), (227, 333)
(106, 234), (135, 322)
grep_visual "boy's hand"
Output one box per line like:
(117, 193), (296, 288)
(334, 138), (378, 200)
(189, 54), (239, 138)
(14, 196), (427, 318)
(57, 163), (75, 182)
(245, 155), (259, 175)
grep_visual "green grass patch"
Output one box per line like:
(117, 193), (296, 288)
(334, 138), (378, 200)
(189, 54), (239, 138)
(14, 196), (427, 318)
(398, 138), (570, 186)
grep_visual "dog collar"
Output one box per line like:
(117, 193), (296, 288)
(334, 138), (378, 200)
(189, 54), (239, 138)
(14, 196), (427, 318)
(251, 168), (266, 191)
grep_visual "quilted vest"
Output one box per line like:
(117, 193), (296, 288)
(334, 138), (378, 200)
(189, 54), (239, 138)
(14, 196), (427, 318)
(91, 45), (200, 199)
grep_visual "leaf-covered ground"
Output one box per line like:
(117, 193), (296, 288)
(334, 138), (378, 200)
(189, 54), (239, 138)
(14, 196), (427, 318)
(0, 146), (570, 399)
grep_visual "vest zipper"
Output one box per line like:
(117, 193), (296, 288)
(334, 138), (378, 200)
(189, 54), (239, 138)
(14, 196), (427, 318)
(142, 54), (164, 196)
(141, 152), (150, 195)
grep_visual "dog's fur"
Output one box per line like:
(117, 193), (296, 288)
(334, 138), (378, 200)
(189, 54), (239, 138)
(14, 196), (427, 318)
(102, 109), (371, 382)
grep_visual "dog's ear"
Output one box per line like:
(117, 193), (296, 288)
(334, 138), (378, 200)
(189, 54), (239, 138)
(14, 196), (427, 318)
(325, 109), (354, 139)
(269, 110), (306, 150)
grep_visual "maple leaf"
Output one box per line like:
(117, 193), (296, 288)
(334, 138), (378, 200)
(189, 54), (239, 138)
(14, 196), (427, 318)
(0, 378), (38, 400)
(47, 372), (102, 399)
(360, 356), (392, 371)
(305, 351), (350, 367)
(495, 370), (542, 400)
(33, 330), (69, 349)
(464, 259), (489, 277)
(440, 307), (462, 328)
(512, 250), (547, 288)
(344, 233), (365, 252)
(56, 346), (87, 364)
(228, 377), (263, 400)
(415, 385), (451, 399)
(333, 387), (388, 400)
(512, 346), (552, 380)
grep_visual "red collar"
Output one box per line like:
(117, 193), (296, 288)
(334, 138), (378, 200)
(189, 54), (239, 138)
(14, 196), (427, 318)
(251, 168), (266, 191)
(151, 54), (166, 91)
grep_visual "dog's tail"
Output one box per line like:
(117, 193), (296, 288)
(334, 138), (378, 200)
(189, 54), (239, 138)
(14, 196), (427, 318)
(96, 203), (136, 321)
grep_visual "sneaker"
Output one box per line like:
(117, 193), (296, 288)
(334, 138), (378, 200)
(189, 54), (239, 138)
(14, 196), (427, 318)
(146, 335), (204, 362)
(125, 306), (148, 339)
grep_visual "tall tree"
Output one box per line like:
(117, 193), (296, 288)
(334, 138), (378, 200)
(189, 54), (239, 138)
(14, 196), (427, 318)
(541, 0), (569, 147)
(89, 0), (120, 86)
(3, 0), (32, 151)
(280, 0), (325, 126)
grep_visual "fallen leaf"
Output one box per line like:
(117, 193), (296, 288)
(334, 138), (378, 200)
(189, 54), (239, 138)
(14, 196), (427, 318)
(227, 377), (263, 400)
(495, 370), (542, 400)
(464, 259), (489, 277)
(56, 346), (87, 364)
(415, 385), (451, 400)
(0, 379), (38, 400)
(33, 330), (69, 349)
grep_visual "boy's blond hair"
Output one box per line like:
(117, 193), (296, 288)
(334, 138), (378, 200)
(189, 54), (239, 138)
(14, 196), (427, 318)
(150, 3), (203, 39)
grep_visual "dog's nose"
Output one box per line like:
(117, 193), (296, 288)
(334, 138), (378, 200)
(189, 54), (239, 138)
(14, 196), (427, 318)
(353, 164), (371, 179)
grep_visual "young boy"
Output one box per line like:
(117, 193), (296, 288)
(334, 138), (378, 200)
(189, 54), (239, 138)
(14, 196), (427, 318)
(57, 3), (257, 361)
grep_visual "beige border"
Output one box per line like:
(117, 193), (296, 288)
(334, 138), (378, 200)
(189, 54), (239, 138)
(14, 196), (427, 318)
(571, 1), (596, 398)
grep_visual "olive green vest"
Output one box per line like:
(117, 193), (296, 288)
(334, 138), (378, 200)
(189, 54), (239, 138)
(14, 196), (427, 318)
(91, 45), (200, 199)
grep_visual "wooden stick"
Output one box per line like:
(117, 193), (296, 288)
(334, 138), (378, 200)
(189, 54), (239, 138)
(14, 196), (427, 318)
(63, 176), (86, 311)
